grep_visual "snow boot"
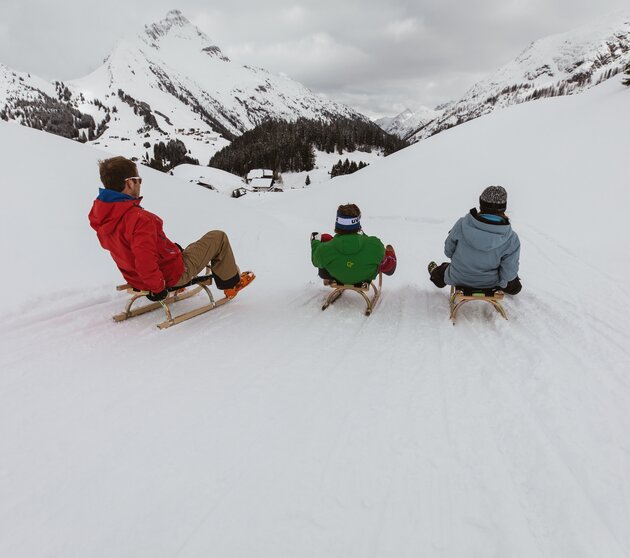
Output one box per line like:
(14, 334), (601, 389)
(224, 271), (256, 299)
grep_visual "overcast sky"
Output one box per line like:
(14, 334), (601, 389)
(0, 0), (627, 117)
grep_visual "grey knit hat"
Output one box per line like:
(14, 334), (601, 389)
(479, 185), (507, 212)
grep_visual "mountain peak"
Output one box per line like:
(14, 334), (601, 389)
(136, 10), (229, 62)
(143, 10), (196, 42)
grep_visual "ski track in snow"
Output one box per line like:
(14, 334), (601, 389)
(0, 208), (630, 557)
(2, 235), (630, 556)
(3, 221), (629, 557)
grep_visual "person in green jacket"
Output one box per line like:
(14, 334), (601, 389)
(311, 203), (397, 285)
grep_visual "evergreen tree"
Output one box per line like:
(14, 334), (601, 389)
(330, 159), (368, 179)
(622, 64), (630, 87)
(305, 174), (311, 186)
(148, 139), (198, 172)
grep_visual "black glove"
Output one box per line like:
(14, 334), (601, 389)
(503, 277), (522, 295)
(147, 289), (168, 301)
(311, 231), (320, 241)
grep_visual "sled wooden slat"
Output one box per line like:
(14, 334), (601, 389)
(112, 267), (227, 328)
(112, 283), (209, 322)
(449, 285), (508, 324)
(156, 296), (230, 329)
(322, 272), (382, 316)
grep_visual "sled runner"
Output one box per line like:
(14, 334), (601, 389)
(321, 272), (382, 316)
(449, 285), (508, 324)
(113, 267), (230, 329)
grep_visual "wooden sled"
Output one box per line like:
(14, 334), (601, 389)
(113, 267), (230, 329)
(449, 285), (508, 324)
(321, 272), (382, 316)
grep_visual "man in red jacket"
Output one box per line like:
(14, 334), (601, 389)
(89, 156), (254, 301)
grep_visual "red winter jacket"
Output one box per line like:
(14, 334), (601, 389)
(88, 193), (184, 292)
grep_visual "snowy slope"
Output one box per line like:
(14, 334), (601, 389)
(280, 148), (386, 190)
(0, 63), (57, 105)
(0, 63), (100, 142)
(170, 163), (246, 195)
(408, 9), (630, 141)
(1, 75), (630, 558)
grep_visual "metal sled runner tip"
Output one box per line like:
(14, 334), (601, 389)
(448, 285), (508, 324)
(321, 272), (382, 316)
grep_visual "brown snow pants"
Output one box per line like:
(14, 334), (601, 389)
(174, 230), (240, 289)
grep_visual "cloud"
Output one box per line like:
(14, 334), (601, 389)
(226, 33), (372, 89)
(282, 5), (308, 25)
(383, 18), (422, 41)
(189, 10), (231, 42)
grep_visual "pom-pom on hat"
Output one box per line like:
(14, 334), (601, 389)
(479, 185), (507, 212)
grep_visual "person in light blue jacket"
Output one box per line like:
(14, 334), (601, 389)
(428, 185), (522, 294)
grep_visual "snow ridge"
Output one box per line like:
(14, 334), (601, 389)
(407, 10), (630, 142)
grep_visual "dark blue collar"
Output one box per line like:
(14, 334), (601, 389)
(97, 188), (137, 202)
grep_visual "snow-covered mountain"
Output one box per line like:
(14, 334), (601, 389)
(374, 108), (413, 132)
(0, 63), (55, 105)
(0, 10), (368, 165)
(374, 106), (442, 139)
(407, 10), (630, 142)
(0, 63), (101, 142)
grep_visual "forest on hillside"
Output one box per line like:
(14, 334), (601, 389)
(209, 117), (408, 176)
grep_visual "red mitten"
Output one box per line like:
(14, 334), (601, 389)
(378, 245), (397, 275)
(311, 232), (333, 242)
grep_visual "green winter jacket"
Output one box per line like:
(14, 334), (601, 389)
(311, 233), (385, 284)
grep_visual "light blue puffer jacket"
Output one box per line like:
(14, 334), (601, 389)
(443, 210), (520, 289)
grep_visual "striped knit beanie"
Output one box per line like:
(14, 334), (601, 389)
(479, 185), (507, 212)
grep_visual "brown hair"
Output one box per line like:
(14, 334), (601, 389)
(98, 156), (137, 192)
(335, 203), (362, 234)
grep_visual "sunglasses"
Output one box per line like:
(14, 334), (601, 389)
(125, 176), (143, 183)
